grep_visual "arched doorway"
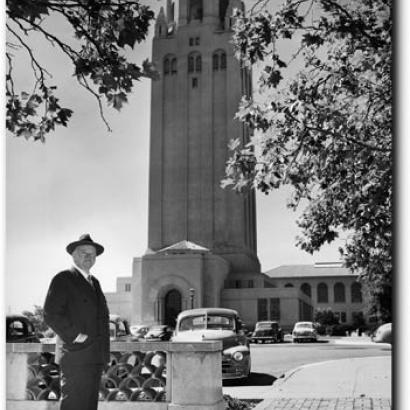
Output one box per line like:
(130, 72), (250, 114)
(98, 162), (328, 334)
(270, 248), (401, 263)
(164, 289), (182, 327)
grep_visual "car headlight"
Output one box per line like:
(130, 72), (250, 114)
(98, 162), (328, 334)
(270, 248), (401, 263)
(232, 351), (244, 361)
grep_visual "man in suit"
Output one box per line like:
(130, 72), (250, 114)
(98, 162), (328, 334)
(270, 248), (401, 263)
(44, 234), (110, 410)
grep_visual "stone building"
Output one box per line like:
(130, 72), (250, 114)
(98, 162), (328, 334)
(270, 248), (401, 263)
(106, 261), (366, 331)
(105, 0), (367, 330)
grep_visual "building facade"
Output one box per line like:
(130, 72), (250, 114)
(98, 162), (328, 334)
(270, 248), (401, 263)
(105, 0), (367, 331)
(105, 261), (367, 331)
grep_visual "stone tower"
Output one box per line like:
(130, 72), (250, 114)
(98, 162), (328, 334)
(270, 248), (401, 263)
(148, 0), (259, 273)
(132, 0), (261, 326)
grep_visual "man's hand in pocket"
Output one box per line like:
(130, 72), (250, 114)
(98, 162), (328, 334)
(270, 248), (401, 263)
(73, 333), (88, 343)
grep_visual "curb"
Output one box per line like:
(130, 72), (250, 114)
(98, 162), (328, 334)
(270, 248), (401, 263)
(271, 355), (391, 390)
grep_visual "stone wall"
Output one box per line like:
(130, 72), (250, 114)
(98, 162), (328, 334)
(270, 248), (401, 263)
(6, 341), (225, 410)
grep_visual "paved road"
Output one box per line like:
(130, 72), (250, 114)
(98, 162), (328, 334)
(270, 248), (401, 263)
(223, 337), (391, 390)
(248, 338), (391, 379)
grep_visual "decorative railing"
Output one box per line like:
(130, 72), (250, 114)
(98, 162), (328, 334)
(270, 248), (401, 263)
(26, 348), (167, 402)
(7, 341), (225, 410)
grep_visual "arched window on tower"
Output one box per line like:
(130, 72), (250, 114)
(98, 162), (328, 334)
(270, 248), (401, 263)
(188, 53), (201, 74)
(188, 55), (195, 73)
(301, 283), (312, 298)
(351, 282), (363, 303)
(334, 282), (346, 303)
(195, 55), (202, 72)
(219, 0), (229, 29)
(317, 283), (328, 303)
(171, 58), (177, 74)
(164, 58), (170, 75)
(213, 54), (219, 71)
(188, 0), (203, 22)
(213, 50), (226, 71)
(220, 52), (227, 69)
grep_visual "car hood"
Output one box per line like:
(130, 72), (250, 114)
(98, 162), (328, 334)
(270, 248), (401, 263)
(146, 332), (165, 337)
(172, 329), (242, 348)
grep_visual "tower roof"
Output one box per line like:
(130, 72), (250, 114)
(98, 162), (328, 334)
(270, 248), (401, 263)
(157, 240), (210, 254)
(264, 264), (356, 278)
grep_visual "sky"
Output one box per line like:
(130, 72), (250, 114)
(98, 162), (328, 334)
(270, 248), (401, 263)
(5, 0), (354, 315)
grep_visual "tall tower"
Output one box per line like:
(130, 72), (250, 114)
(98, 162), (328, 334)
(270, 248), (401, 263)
(132, 0), (261, 326)
(148, 0), (260, 273)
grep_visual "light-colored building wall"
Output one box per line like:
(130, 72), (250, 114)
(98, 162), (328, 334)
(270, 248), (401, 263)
(272, 277), (365, 324)
(105, 293), (132, 324)
(132, 251), (230, 326)
(265, 263), (367, 326)
(221, 288), (312, 331)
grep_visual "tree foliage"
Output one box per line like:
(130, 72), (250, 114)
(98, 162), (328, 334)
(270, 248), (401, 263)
(223, 0), (392, 316)
(6, 0), (157, 142)
(314, 307), (339, 327)
(22, 305), (49, 333)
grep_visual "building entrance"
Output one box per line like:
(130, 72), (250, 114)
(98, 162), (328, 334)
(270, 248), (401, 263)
(164, 289), (182, 327)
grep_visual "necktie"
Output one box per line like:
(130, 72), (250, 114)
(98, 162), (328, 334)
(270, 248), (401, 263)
(87, 274), (94, 288)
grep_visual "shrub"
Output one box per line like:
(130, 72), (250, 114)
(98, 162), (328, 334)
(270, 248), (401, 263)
(223, 395), (261, 410)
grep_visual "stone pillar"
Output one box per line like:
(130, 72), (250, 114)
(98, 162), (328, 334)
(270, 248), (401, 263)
(6, 351), (28, 400)
(168, 342), (225, 410)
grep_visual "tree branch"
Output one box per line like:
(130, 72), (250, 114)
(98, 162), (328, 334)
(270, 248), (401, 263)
(6, 23), (50, 86)
(78, 74), (112, 132)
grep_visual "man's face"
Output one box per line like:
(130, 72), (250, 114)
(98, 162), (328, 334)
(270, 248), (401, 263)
(72, 245), (97, 271)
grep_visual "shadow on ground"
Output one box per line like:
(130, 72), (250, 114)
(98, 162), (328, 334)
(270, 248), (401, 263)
(223, 372), (276, 387)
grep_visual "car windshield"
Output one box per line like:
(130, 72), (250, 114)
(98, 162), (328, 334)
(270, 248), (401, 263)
(295, 322), (313, 329)
(256, 322), (278, 330)
(179, 314), (235, 331)
(8, 320), (25, 337)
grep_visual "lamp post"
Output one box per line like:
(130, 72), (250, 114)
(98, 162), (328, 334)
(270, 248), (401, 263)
(189, 288), (195, 309)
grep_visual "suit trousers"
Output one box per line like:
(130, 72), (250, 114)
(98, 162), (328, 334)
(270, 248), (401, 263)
(60, 363), (103, 410)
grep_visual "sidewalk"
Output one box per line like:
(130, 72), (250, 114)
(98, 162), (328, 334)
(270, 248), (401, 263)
(252, 356), (391, 410)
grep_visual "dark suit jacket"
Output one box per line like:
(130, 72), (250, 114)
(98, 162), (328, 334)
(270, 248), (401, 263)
(44, 268), (110, 366)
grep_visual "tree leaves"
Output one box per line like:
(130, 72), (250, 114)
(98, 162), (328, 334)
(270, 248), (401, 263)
(225, 0), (392, 320)
(6, 0), (156, 141)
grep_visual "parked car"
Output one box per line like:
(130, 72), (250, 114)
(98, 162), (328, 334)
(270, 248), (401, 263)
(39, 328), (57, 344)
(172, 308), (251, 380)
(144, 325), (174, 341)
(250, 321), (284, 344)
(109, 314), (138, 342)
(292, 321), (318, 343)
(6, 315), (41, 343)
(372, 323), (392, 344)
(129, 324), (150, 340)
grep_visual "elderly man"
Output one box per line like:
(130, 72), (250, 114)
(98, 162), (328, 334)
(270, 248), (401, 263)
(44, 234), (110, 410)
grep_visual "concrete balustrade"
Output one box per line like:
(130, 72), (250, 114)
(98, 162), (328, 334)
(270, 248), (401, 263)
(6, 341), (225, 410)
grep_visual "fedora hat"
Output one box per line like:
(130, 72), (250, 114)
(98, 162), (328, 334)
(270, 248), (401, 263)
(66, 234), (104, 256)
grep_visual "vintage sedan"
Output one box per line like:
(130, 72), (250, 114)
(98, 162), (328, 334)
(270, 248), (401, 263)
(292, 321), (318, 343)
(144, 325), (174, 341)
(129, 324), (150, 340)
(250, 321), (284, 344)
(172, 308), (251, 380)
(372, 323), (392, 344)
(6, 315), (41, 343)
